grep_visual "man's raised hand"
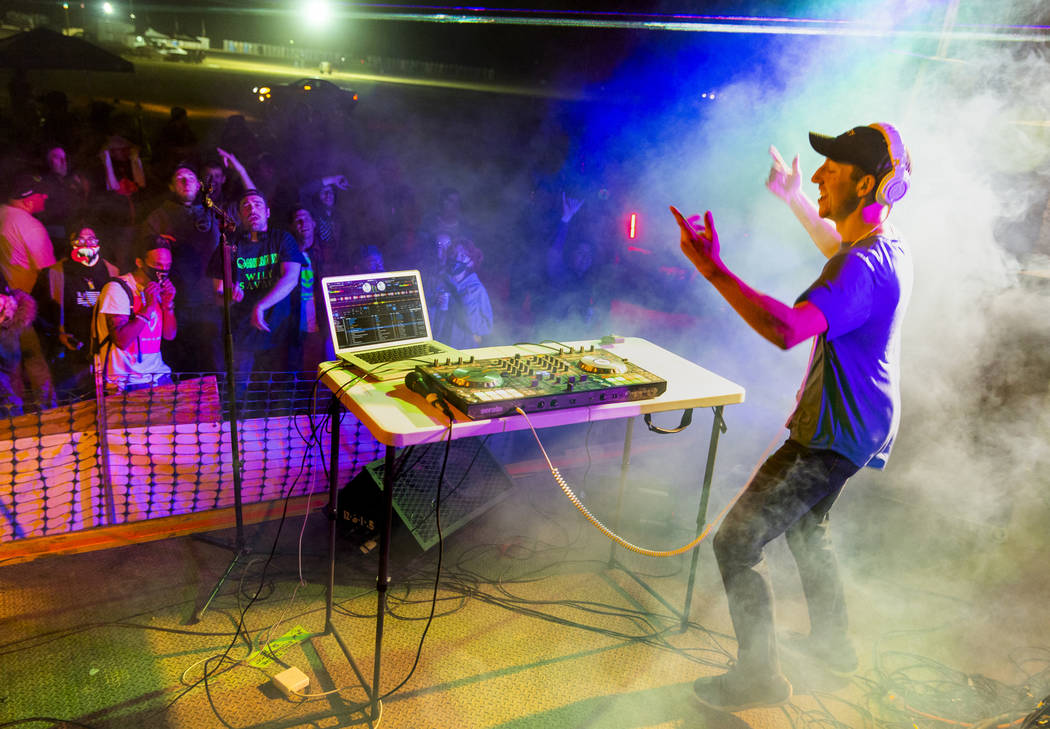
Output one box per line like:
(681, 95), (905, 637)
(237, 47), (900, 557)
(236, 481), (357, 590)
(216, 147), (237, 167)
(561, 192), (584, 223)
(670, 206), (721, 278)
(766, 144), (802, 202)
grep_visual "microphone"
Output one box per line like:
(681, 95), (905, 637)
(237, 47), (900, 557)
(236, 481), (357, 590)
(405, 370), (454, 420)
(201, 179), (217, 209)
(201, 182), (238, 232)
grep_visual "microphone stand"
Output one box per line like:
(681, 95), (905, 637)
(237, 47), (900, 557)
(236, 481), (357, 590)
(191, 185), (247, 623)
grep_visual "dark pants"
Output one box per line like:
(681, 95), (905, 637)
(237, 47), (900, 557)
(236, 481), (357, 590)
(712, 440), (861, 679)
(50, 348), (94, 399)
(20, 327), (56, 408)
(166, 307), (222, 375)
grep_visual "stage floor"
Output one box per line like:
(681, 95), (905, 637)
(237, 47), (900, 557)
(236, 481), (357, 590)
(2, 448), (1047, 729)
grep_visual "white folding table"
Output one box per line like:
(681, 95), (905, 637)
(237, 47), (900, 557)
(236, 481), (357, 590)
(319, 336), (745, 726)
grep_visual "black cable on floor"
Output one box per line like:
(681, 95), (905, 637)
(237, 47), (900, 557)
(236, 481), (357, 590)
(379, 415), (454, 701)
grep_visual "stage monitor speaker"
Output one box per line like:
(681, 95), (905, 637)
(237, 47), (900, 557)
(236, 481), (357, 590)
(338, 437), (514, 551)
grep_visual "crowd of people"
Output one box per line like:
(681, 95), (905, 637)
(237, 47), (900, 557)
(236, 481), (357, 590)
(0, 94), (608, 412)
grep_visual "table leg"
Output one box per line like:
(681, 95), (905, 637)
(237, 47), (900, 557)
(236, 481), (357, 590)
(681, 405), (725, 631)
(370, 444), (396, 723)
(326, 398), (341, 633)
(607, 417), (635, 566)
(321, 402), (381, 725)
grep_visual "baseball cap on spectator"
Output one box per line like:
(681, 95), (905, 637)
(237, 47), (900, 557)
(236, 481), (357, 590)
(9, 172), (44, 200)
(238, 188), (266, 206)
(172, 159), (198, 177)
(136, 232), (175, 258)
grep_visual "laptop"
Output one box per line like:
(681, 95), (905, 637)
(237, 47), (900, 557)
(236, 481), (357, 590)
(321, 270), (460, 381)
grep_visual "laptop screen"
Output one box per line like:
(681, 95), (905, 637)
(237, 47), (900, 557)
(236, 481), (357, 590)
(322, 271), (434, 352)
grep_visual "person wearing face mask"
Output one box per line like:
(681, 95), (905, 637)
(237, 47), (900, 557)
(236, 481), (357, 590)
(430, 238), (492, 349)
(40, 224), (118, 395)
(93, 234), (177, 392)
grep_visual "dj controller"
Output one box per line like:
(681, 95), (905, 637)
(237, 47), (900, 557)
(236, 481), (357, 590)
(415, 346), (667, 419)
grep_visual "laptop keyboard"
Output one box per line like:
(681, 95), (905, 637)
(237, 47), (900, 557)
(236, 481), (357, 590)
(356, 342), (444, 364)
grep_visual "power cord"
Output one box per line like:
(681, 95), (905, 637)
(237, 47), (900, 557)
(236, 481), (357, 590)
(379, 415), (455, 701)
(161, 406), (325, 722)
(284, 412), (457, 714)
(515, 406), (764, 557)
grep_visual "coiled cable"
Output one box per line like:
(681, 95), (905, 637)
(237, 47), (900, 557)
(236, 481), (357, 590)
(517, 407), (766, 557)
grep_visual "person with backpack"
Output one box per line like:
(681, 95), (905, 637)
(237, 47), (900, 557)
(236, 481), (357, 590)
(93, 234), (177, 392)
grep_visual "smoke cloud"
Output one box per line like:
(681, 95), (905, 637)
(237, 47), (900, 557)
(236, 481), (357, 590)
(520, 4), (1050, 550)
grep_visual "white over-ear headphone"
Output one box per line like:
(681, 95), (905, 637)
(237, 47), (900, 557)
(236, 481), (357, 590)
(868, 122), (909, 206)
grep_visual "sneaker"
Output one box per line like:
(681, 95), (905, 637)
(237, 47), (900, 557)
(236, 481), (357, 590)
(692, 671), (792, 712)
(780, 631), (859, 675)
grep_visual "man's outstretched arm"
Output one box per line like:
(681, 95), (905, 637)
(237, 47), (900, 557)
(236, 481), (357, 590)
(671, 206), (827, 350)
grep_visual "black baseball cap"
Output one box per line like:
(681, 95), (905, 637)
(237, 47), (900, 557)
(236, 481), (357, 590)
(172, 159), (198, 177)
(238, 188), (266, 206)
(10, 172), (44, 199)
(809, 126), (891, 178)
(136, 232), (175, 258)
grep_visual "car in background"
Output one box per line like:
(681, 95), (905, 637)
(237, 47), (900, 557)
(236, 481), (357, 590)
(251, 78), (358, 116)
(159, 46), (205, 63)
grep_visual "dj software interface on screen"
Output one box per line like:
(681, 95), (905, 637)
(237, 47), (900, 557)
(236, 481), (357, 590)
(328, 275), (429, 349)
